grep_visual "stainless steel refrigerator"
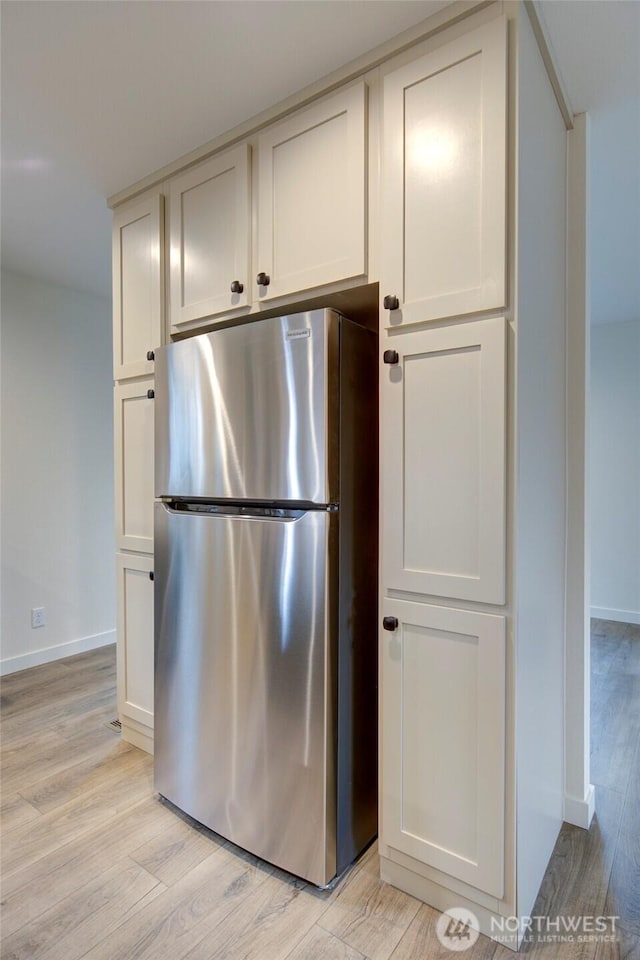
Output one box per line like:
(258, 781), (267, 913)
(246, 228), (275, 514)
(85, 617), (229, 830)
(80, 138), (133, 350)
(153, 308), (378, 886)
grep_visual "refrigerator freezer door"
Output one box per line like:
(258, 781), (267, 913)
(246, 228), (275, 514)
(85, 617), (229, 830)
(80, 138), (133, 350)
(154, 502), (337, 886)
(155, 310), (339, 504)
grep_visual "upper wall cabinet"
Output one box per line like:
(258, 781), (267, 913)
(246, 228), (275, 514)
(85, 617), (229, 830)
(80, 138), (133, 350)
(169, 144), (251, 331)
(112, 195), (164, 380)
(382, 316), (506, 604)
(256, 83), (367, 302)
(381, 19), (507, 326)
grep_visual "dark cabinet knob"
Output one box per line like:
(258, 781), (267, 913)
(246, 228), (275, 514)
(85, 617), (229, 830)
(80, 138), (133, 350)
(146, 350), (155, 361)
(383, 350), (399, 365)
(383, 616), (399, 632)
(383, 295), (399, 311)
(147, 389), (155, 399)
(256, 272), (270, 287)
(230, 280), (244, 294)
(149, 571), (154, 581)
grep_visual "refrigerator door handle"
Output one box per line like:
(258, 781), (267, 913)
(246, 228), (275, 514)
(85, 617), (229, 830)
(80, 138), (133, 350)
(161, 501), (310, 521)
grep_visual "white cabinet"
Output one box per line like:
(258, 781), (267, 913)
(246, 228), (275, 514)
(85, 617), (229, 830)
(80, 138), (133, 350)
(378, 14), (510, 921)
(169, 143), (251, 330)
(112, 194), (163, 380)
(116, 552), (154, 735)
(381, 600), (505, 898)
(107, 3), (572, 938)
(381, 19), (506, 325)
(382, 317), (506, 604)
(256, 82), (366, 301)
(113, 196), (159, 754)
(114, 378), (155, 554)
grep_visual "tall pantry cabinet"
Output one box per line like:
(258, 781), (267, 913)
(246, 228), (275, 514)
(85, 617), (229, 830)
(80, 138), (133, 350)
(112, 193), (163, 753)
(377, 12), (513, 922)
(376, 7), (568, 947)
(110, 1), (571, 948)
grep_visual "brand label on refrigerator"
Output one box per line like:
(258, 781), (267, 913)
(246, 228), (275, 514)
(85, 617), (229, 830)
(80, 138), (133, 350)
(286, 329), (311, 340)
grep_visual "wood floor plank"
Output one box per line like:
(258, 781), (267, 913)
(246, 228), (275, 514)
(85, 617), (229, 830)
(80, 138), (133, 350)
(493, 945), (520, 960)
(523, 786), (623, 932)
(52, 701), (117, 740)
(517, 930), (596, 959)
(19, 739), (136, 815)
(353, 841), (379, 878)
(0, 745), (152, 878)
(1, 689), (117, 748)
(0, 658), (114, 715)
(1, 857), (162, 960)
(1, 723), (120, 796)
(0, 796), (182, 938)
(0, 791), (42, 832)
(591, 633), (619, 678)
(181, 870), (328, 960)
(611, 627), (640, 678)
(285, 924), (368, 959)
(1, 729), (68, 776)
(0, 651), (110, 697)
(388, 902), (497, 960)
(513, 766), (624, 953)
(318, 863), (421, 960)
(79, 845), (275, 960)
(602, 848), (640, 940)
(591, 620), (627, 643)
(58, 645), (116, 671)
(130, 808), (226, 886)
(590, 673), (640, 793)
(601, 740), (640, 943)
(594, 919), (640, 960)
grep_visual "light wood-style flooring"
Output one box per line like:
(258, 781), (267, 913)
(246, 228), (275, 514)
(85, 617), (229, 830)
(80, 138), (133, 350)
(1, 619), (638, 959)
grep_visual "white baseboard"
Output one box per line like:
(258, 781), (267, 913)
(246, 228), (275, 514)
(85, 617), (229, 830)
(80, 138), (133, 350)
(380, 856), (520, 951)
(591, 607), (640, 626)
(0, 630), (115, 676)
(121, 717), (154, 755)
(563, 784), (595, 829)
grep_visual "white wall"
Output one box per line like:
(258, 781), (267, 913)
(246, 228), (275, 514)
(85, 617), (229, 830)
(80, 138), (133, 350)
(590, 320), (640, 624)
(0, 269), (115, 673)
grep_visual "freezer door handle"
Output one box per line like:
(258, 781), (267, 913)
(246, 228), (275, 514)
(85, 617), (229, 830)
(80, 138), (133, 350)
(161, 501), (309, 521)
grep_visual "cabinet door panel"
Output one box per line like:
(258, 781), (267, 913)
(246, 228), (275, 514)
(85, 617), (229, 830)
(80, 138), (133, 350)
(114, 379), (154, 553)
(116, 552), (154, 729)
(169, 144), (251, 329)
(381, 600), (505, 897)
(382, 317), (505, 603)
(257, 83), (366, 300)
(113, 195), (163, 380)
(382, 19), (506, 325)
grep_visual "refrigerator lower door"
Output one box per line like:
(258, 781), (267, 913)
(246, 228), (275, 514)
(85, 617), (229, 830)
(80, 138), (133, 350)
(154, 502), (337, 886)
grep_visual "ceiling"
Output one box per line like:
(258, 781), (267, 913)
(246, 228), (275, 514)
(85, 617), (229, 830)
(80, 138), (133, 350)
(1, 1), (639, 326)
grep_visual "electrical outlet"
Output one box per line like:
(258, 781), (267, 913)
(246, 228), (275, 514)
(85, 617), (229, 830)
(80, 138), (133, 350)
(31, 607), (46, 629)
